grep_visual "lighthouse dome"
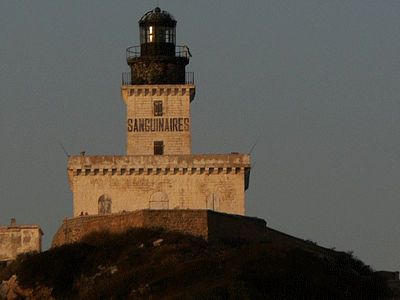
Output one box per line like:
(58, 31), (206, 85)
(139, 7), (177, 27)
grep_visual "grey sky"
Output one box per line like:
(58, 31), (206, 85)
(1, 1), (399, 272)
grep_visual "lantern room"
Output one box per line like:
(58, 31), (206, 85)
(124, 7), (192, 85)
(139, 7), (177, 56)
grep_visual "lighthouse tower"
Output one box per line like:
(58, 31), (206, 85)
(66, 7), (250, 217)
(122, 7), (195, 156)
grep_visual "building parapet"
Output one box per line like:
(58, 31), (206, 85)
(68, 154), (250, 168)
(122, 72), (194, 85)
(67, 154), (251, 190)
(0, 221), (43, 236)
(69, 166), (249, 176)
(0, 225), (43, 233)
(121, 84), (196, 103)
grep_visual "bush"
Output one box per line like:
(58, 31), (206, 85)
(0, 251), (37, 282)
(18, 243), (94, 298)
(2, 228), (390, 299)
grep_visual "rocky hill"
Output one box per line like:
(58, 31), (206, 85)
(0, 228), (392, 299)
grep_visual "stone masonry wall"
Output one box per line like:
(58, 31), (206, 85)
(207, 211), (268, 241)
(68, 154), (250, 217)
(52, 210), (208, 247)
(0, 222), (43, 261)
(52, 209), (339, 261)
(128, 57), (188, 85)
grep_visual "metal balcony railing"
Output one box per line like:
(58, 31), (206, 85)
(126, 46), (140, 60)
(122, 72), (131, 85)
(185, 72), (194, 84)
(126, 45), (191, 60)
(122, 72), (194, 85)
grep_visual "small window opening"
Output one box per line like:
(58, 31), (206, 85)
(154, 101), (163, 116)
(154, 141), (164, 155)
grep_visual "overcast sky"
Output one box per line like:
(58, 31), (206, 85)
(1, 1), (399, 272)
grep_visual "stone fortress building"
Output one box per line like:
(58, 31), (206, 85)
(67, 7), (251, 218)
(0, 219), (43, 262)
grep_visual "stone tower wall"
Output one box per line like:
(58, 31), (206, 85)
(127, 57), (188, 85)
(122, 85), (195, 156)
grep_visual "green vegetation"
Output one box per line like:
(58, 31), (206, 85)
(0, 228), (390, 299)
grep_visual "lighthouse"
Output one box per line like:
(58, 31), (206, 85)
(122, 7), (195, 156)
(66, 7), (250, 217)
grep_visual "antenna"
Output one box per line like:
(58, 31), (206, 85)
(58, 140), (70, 157)
(248, 138), (259, 155)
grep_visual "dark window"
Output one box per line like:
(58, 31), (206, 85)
(98, 194), (112, 214)
(154, 100), (163, 116)
(154, 141), (164, 155)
